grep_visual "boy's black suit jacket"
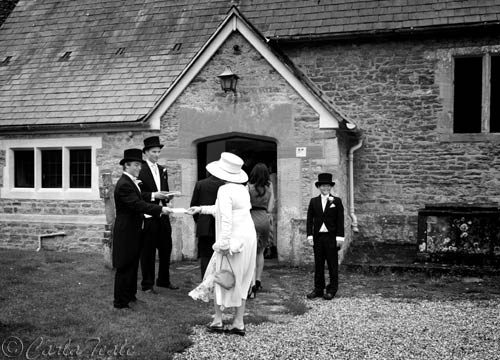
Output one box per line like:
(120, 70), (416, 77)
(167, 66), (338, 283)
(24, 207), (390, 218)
(306, 195), (345, 239)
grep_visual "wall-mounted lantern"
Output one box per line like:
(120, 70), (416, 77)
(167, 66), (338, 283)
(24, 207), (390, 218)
(217, 67), (239, 93)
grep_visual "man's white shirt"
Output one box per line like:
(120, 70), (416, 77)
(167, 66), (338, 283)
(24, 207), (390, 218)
(144, 159), (161, 218)
(123, 171), (141, 192)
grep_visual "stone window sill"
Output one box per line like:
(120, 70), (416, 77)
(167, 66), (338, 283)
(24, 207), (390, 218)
(439, 133), (500, 143)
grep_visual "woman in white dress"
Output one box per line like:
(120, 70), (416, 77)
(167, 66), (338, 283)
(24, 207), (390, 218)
(187, 152), (257, 336)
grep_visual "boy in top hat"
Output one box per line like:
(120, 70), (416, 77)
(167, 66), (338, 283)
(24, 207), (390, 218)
(113, 148), (172, 309)
(138, 136), (178, 293)
(306, 173), (345, 300)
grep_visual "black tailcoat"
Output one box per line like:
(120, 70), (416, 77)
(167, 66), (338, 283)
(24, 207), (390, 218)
(112, 173), (162, 307)
(112, 174), (162, 268)
(138, 163), (170, 205)
(137, 162), (173, 288)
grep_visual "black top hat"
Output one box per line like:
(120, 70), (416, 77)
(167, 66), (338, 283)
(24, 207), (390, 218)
(315, 173), (335, 187)
(119, 148), (143, 165)
(142, 136), (164, 152)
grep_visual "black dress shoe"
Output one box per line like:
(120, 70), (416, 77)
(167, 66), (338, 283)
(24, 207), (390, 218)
(323, 292), (334, 300)
(156, 282), (179, 290)
(206, 324), (225, 334)
(306, 290), (323, 299)
(113, 304), (131, 310)
(225, 327), (245, 336)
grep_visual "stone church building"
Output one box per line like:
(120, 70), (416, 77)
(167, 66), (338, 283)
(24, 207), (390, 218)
(0, 1), (499, 266)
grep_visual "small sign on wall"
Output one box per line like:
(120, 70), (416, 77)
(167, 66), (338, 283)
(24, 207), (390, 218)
(296, 147), (307, 157)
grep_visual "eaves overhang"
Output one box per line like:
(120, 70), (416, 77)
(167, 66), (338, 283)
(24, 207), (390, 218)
(269, 21), (500, 45)
(0, 118), (150, 134)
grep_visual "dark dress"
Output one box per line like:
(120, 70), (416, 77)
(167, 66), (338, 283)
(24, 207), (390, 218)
(248, 184), (273, 253)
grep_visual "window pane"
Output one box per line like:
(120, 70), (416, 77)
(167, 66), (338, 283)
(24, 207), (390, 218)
(70, 149), (91, 188)
(41, 149), (62, 188)
(14, 150), (34, 188)
(490, 56), (500, 133)
(453, 56), (482, 133)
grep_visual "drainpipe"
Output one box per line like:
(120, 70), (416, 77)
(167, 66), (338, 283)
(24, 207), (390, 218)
(348, 138), (363, 232)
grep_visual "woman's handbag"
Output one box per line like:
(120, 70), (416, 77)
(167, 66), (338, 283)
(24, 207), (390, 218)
(214, 255), (235, 290)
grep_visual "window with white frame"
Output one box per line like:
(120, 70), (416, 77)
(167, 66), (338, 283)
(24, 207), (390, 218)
(1, 137), (101, 200)
(453, 54), (500, 134)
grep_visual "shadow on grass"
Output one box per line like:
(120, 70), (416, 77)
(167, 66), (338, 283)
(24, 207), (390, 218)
(268, 264), (500, 305)
(0, 321), (39, 334)
(282, 295), (308, 316)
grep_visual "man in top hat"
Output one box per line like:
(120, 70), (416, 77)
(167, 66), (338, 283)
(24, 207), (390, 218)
(138, 136), (178, 293)
(113, 148), (172, 309)
(306, 173), (345, 301)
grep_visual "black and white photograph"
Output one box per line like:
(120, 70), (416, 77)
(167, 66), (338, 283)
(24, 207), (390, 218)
(0, 0), (499, 359)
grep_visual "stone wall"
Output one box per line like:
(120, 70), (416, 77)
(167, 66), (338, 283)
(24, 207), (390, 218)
(2, 221), (105, 252)
(158, 32), (350, 265)
(283, 33), (500, 246)
(1, 199), (103, 216)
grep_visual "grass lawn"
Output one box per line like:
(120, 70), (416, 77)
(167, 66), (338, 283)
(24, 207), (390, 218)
(0, 248), (218, 360)
(2, 248), (499, 360)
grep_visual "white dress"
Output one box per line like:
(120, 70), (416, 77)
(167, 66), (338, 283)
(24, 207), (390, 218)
(189, 183), (257, 309)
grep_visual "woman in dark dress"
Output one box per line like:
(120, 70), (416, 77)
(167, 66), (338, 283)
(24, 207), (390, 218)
(247, 163), (274, 298)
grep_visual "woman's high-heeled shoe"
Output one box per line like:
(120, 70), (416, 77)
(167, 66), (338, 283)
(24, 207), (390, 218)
(226, 326), (245, 336)
(247, 280), (262, 299)
(247, 285), (256, 299)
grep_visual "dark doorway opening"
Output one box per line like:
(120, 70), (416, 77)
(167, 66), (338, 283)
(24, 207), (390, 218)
(197, 135), (277, 180)
(197, 134), (278, 259)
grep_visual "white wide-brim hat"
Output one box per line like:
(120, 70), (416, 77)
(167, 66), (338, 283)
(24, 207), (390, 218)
(206, 152), (248, 183)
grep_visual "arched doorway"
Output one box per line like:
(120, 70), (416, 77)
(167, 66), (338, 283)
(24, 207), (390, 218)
(196, 133), (278, 258)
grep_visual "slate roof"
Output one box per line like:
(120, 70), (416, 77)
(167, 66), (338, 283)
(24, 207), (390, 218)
(0, 0), (498, 128)
(245, 0), (500, 40)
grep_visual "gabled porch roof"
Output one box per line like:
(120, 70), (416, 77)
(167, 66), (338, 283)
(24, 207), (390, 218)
(145, 6), (355, 131)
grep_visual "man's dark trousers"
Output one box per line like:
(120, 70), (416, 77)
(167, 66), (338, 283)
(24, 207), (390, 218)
(140, 216), (172, 290)
(198, 235), (216, 278)
(313, 233), (338, 295)
(114, 253), (140, 307)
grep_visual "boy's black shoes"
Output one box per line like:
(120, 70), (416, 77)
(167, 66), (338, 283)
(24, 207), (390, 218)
(306, 290), (324, 299)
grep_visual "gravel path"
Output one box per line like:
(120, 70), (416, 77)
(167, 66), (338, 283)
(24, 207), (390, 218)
(173, 296), (500, 360)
